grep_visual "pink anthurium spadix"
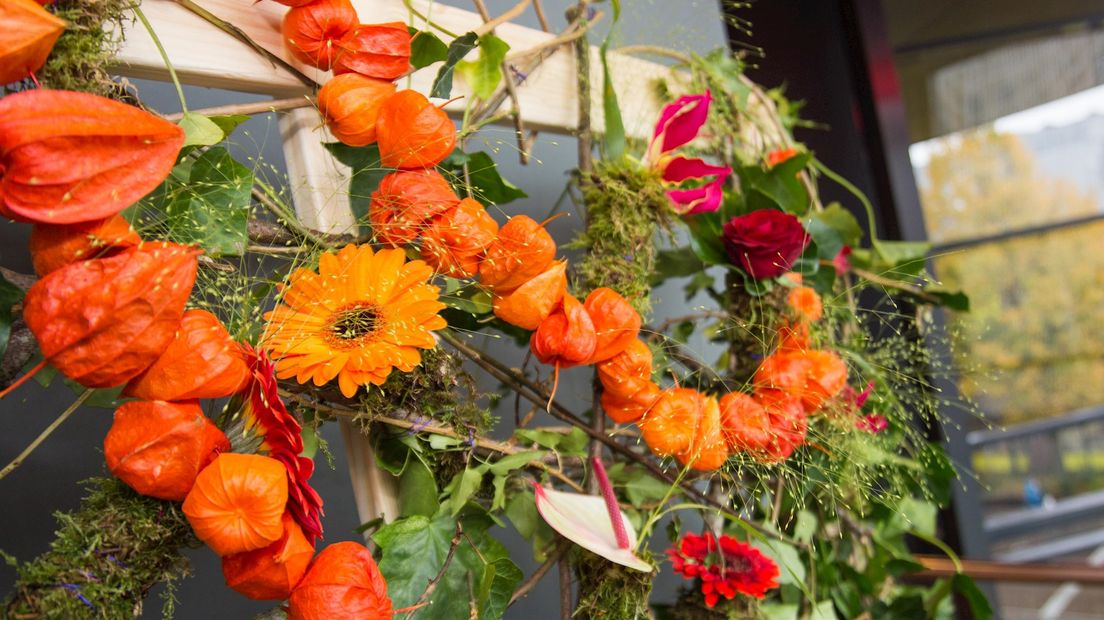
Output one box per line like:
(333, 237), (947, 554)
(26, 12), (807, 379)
(533, 458), (653, 572)
(644, 91), (732, 215)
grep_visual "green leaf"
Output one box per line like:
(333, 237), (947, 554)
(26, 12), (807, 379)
(652, 247), (706, 284)
(446, 467), (484, 515)
(442, 151), (527, 206)
(751, 538), (805, 585)
(409, 29), (450, 69)
(323, 142), (388, 231)
(810, 600), (840, 620)
(598, 0), (625, 158)
(618, 469), (671, 505)
(400, 457), (439, 517)
(760, 603), (799, 620)
(300, 425), (319, 459)
(952, 574), (993, 620)
(456, 34), (510, 100)
(806, 203), (863, 260)
(163, 147), (253, 256)
(738, 153), (812, 214)
(685, 211), (728, 266)
(178, 112), (226, 147)
(899, 497), (937, 538)
(431, 32), (479, 99)
(208, 114), (250, 138)
(870, 239), (930, 278)
(374, 513), (522, 620)
(484, 451), (545, 476)
(793, 510), (818, 544)
(514, 428), (587, 455)
(926, 288), (970, 311)
(0, 273), (25, 359)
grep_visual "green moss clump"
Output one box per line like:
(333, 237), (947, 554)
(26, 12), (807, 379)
(572, 549), (655, 620)
(357, 346), (493, 434)
(572, 160), (669, 317)
(37, 0), (134, 100)
(4, 478), (196, 619)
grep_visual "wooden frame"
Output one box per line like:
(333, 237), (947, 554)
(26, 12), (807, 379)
(110, 0), (673, 528)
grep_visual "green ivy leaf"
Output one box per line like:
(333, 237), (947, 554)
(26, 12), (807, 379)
(400, 456), (440, 517)
(751, 538), (805, 585)
(652, 247), (706, 285)
(162, 147), (253, 256)
(685, 211), (728, 266)
(446, 467), (484, 515)
(0, 273), (25, 359)
(409, 29), (450, 69)
(431, 32), (479, 99)
(208, 114), (250, 138)
(806, 202), (862, 260)
(456, 34), (510, 100)
(738, 152), (812, 214)
(374, 513), (522, 620)
(323, 142), (388, 232)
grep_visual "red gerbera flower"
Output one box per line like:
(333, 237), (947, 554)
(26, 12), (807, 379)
(667, 532), (780, 607)
(231, 344), (325, 543)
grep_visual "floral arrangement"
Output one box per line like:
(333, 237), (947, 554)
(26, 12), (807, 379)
(0, 1), (992, 619)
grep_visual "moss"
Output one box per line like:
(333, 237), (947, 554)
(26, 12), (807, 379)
(37, 0), (135, 101)
(572, 548), (654, 620)
(4, 478), (196, 619)
(571, 160), (669, 317)
(356, 347), (493, 434)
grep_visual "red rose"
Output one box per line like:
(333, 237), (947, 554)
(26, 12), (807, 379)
(722, 210), (809, 279)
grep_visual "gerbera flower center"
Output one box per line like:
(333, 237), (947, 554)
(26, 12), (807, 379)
(327, 304), (382, 346)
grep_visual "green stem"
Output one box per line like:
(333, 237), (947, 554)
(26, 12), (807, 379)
(131, 4), (188, 114)
(811, 157), (879, 244)
(910, 528), (964, 573)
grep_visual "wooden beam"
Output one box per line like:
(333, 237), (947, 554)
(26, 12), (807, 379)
(114, 0), (676, 138)
(911, 555), (1104, 584)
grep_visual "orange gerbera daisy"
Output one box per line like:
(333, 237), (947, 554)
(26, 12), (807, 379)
(262, 244), (446, 398)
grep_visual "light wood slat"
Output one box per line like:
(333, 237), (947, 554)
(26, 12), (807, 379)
(115, 0), (675, 138)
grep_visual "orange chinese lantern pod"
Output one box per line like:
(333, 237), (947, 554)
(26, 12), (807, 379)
(478, 215), (556, 292)
(333, 22), (411, 80)
(786, 285), (823, 322)
(104, 400), (229, 501)
(287, 541), (393, 620)
(492, 259), (567, 330)
(755, 349), (847, 414)
(640, 388), (728, 471)
(0, 90), (185, 224)
(531, 294), (597, 369)
(317, 74), (396, 147)
(22, 242), (200, 388)
(375, 89), (457, 169)
(601, 380), (661, 424)
(755, 388), (808, 463)
(776, 320), (811, 353)
(270, 0), (315, 6)
(676, 394), (728, 471)
(222, 513), (315, 601)
(596, 338), (653, 400)
(583, 288), (641, 364)
(282, 0), (358, 71)
(420, 197), (499, 278)
(369, 169), (460, 246)
(719, 391), (771, 453)
(183, 453), (289, 556)
(124, 309), (250, 401)
(0, 0), (66, 85)
(28, 214), (140, 276)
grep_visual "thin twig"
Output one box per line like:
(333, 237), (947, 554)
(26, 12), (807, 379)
(405, 522), (464, 618)
(652, 311), (728, 334)
(471, 0), (532, 164)
(509, 541), (569, 606)
(532, 0), (550, 31)
(438, 331), (799, 546)
(569, 1), (593, 175)
(0, 390), (93, 481)
(473, 0), (532, 37)
(616, 44), (691, 63)
(164, 96), (314, 122)
(558, 553), (572, 620)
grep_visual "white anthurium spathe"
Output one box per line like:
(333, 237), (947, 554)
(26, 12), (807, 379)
(533, 458), (653, 572)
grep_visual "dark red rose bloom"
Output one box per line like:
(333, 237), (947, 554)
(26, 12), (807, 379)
(722, 210), (809, 279)
(668, 532), (780, 607)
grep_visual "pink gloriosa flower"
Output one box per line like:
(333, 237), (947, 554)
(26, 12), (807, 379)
(646, 91), (732, 215)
